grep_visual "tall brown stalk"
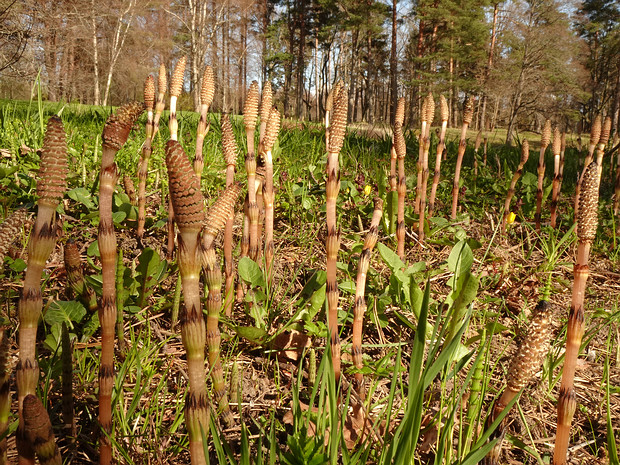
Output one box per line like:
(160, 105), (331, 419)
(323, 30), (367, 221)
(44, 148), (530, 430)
(259, 81), (273, 144)
(473, 131), (482, 177)
(152, 63), (167, 138)
(64, 240), (97, 312)
(352, 198), (383, 398)
(574, 116), (601, 217)
(0, 331), (10, 465)
(535, 120), (551, 231)
(221, 114), (238, 317)
(326, 86), (347, 382)
(17, 116), (68, 465)
(595, 117), (612, 171)
(389, 98), (405, 194)
(483, 300), (552, 465)
(244, 82), (260, 262)
(429, 95), (449, 215)
(166, 140), (209, 464)
(201, 182), (243, 428)
(261, 108), (281, 283)
(450, 97), (474, 220)
(554, 161), (600, 465)
(137, 75), (155, 240)
(415, 96), (429, 215)
(194, 65), (215, 176)
(418, 93), (434, 243)
(98, 102), (143, 465)
(167, 57), (187, 258)
(558, 132), (566, 196)
(502, 140), (529, 233)
(550, 127), (562, 228)
(395, 122), (407, 259)
(325, 81), (342, 148)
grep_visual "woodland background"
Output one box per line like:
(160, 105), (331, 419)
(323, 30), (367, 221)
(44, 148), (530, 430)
(0, 0), (618, 143)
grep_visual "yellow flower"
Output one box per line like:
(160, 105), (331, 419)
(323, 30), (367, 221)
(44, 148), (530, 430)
(507, 212), (516, 224)
(363, 185), (372, 197)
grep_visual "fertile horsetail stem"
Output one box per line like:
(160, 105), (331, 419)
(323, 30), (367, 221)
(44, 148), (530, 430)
(169, 56), (186, 142)
(152, 63), (167, 138)
(418, 92), (434, 243)
(22, 395), (62, 465)
(415, 95), (429, 215)
(194, 65), (215, 176)
(502, 140), (529, 232)
(352, 198), (383, 397)
(262, 108), (281, 283)
(259, 81), (273, 144)
(201, 182), (243, 428)
(138, 75), (155, 239)
(575, 116), (601, 217)
(0, 208), (28, 268)
(244, 82), (260, 262)
(550, 127), (562, 228)
(221, 114), (238, 317)
(596, 117), (611, 171)
(61, 324), (76, 445)
(394, 123), (407, 259)
(450, 96), (474, 219)
(98, 102), (143, 465)
(64, 240), (97, 312)
(429, 95), (449, 215)
(535, 120), (551, 231)
(553, 161), (600, 465)
(390, 97), (405, 193)
(17, 116), (67, 465)
(166, 140), (209, 465)
(326, 85), (347, 382)
(325, 81), (342, 148)
(483, 300), (552, 465)
(559, 132), (566, 196)
(473, 131), (482, 177)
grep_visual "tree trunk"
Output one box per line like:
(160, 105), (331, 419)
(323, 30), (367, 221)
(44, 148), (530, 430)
(296, 0), (306, 119)
(480, 2), (499, 131)
(390, 0), (398, 124)
(91, 1), (100, 106)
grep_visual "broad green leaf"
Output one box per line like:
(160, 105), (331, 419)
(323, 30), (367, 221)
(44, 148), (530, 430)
(238, 257), (266, 288)
(377, 241), (405, 273)
(447, 240), (473, 275)
(67, 187), (96, 209)
(44, 300), (87, 328)
(0, 165), (19, 179)
(233, 325), (268, 345)
(338, 280), (356, 294)
(136, 248), (168, 307)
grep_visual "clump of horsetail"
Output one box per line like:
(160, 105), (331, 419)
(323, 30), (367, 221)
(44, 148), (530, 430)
(17, 116), (67, 464)
(0, 208), (28, 268)
(554, 161), (600, 465)
(550, 127), (562, 228)
(137, 75), (155, 240)
(0, 330), (10, 464)
(22, 395), (62, 465)
(502, 140), (529, 232)
(326, 85), (347, 382)
(262, 107), (281, 283)
(259, 81), (273, 144)
(429, 95), (449, 215)
(535, 120), (551, 231)
(575, 116), (601, 217)
(194, 65), (215, 176)
(244, 81), (260, 262)
(64, 240), (97, 312)
(221, 114), (238, 317)
(352, 197), (383, 397)
(418, 92), (434, 243)
(167, 57), (187, 258)
(201, 182), (243, 428)
(152, 63), (167, 137)
(394, 120), (407, 259)
(483, 299), (552, 465)
(98, 102), (144, 465)
(166, 140), (210, 464)
(450, 97), (474, 219)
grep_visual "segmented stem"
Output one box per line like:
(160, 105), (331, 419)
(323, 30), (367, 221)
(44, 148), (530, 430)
(326, 85), (347, 382)
(535, 120), (551, 231)
(550, 127), (562, 228)
(64, 240), (97, 312)
(221, 114), (238, 317)
(554, 161), (600, 465)
(98, 102), (143, 465)
(244, 81), (260, 262)
(61, 324), (76, 445)
(0, 330), (10, 465)
(138, 75), (155, 239)
(395, 123), (407, 259)
(22, 395), (62, 465)
(502, 140), (530, 232)
(418, 93), (434, 243)
(152, 63), (167, 138)
(450, 97), (474, 220)
(262, 108), (281, 284)
(575, 115), (601, 218)
(352, 198), (383, 397)
(17, 116), (67, 465)
(166, 140), (209, 465)
(429, 95), (449, 215)
(259, 81), (273, 144)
